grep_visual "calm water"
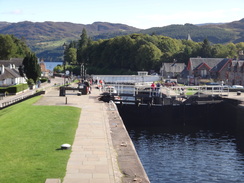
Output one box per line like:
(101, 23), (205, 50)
(44, 61), (62, 71)
(128, 126), (244, 183)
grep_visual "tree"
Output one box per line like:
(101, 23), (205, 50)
(226, 43), (237, 58)
(0, 34), (17, 59)
(200, 38), (212, 58)
(135, 42), (162, 71)
(77, 28), (89, 63)
(66, 48), (77, 64)
(22, 52), (41, 83)
(0, 34), (30, 60)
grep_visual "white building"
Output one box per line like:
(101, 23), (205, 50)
(0, 58), (26, 86)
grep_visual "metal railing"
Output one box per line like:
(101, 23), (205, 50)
(170, 85), (229, 97)
(102, 84), (229, 98)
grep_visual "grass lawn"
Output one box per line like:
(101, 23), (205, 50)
(0, 96), (81, 183)
(185, 88), (198, 95)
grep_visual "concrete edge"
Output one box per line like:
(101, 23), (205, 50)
(105, 101), (150, 183)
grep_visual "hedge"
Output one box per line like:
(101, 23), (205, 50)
(0, 84), (29, 94)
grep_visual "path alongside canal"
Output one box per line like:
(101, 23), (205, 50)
(33, 79), (149, 183)
(0, 77), (150, 182)
(33, 85), (121, 182)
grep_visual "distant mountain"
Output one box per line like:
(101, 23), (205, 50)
(0, 22), (11, 29)
(201, 18), (244, 42)
(195, 22), (226, 26)
(0, 19), (243, 61)
(140, 19), (244, 43)
(0, 21), (140, 61)
(0, 21), (140, 40)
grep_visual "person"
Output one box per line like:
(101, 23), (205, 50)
(151, 82), (156, 96)
(84, 80), (91, 94)
(156, 82), (161, 96)
(98, 79), (103, 91)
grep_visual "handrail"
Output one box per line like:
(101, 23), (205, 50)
(103, 84), (229, 98)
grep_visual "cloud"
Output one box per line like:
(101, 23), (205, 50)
(1, 9), (23, 15)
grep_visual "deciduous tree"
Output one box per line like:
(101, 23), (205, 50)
(0, 34), (17, 59)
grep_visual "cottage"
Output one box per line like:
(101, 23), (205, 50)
(0, 58), (26, 86)
(228, 59), (244, 85)
(160, 62), (186, 79)
(184, 57), (231, 85)
(0, 64), (25, 86)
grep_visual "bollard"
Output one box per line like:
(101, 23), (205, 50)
(65, 97), (67, 104)
(237, 91), (241, 96)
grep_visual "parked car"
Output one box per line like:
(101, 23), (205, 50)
(231, 85), (244, 89)
(205, 82), (220, 86)
(164, 80), (177, 87)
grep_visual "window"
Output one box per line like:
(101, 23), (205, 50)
(228, 63), (231, 71)
(201, 69), (207, 77)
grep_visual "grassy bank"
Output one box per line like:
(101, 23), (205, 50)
(0, 96), (81, 183)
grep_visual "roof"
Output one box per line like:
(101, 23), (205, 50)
(0, 68), (21, 80)
(161, 63), (186, 73)
(0, 58), (23, 68)
(231, 60), (244, 67)
(39, 62), (50, 72)
(180, 67), (189, 78)
(188, 58), (230, 72)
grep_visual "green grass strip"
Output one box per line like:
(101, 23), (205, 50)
(0, 96), (81, 183)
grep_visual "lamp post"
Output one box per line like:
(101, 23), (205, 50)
(80, 63), (85, 82)
(63, 42), (67, 85)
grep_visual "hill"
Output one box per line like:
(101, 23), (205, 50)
(202, 18), (244, 42)
(0, 21), (140, 61)
(140, 21), (242, 43)
(0, 19), (243, 61)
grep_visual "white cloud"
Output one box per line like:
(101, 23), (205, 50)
(1, 9), (23, 15)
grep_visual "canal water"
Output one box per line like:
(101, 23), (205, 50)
(44, 61), (62, 71)
(127, 125), (244, 183)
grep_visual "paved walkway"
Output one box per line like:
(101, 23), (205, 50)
(0, 77), (64, 108)
(35, 84), (122, 183)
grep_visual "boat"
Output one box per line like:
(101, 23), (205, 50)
(104, 86), (117, 94)
(99, 86), (118, 102)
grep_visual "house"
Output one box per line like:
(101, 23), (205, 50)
(184, 57), (232, 85)
(0, 64), (26, 86)
(0, 58), (26, 86)
(0, 58), (23, 68)
(160, 63), (186, 79)
(228, 60), (244, 85)
(39, 61), (50, 77)
(228, 51), (244, 85)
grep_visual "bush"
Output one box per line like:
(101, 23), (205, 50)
(39, 77), (48, 83)
(0, 84), (28, 94)
(27, 79), (34, 86)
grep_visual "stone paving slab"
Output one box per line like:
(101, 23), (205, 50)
(34, 85), (122, 183)
(1, 77), (150, 183)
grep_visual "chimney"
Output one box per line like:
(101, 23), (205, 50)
(0, 65), (5, 74)
(239, 50), (244, 60)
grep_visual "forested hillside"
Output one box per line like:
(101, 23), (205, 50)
(141, 23), (237, 43)
(0, 19), (243, 62)
(202, 18), (244, 42)
(58, 31), (244, 75)
(0, 34), (30, 60)
(0, 21), (140, 61)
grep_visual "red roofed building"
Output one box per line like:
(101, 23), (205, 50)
(183, 57), (232, 85)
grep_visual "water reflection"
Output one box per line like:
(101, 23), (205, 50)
(128, 126), (244, 183)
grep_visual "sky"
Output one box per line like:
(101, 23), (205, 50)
(0, 0), (243, 29)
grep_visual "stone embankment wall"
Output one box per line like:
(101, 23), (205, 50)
(236, 105), (244, 131)
(106, 101), (150, 183)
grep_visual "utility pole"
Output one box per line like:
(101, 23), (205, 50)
(63, 42), (67, 85)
